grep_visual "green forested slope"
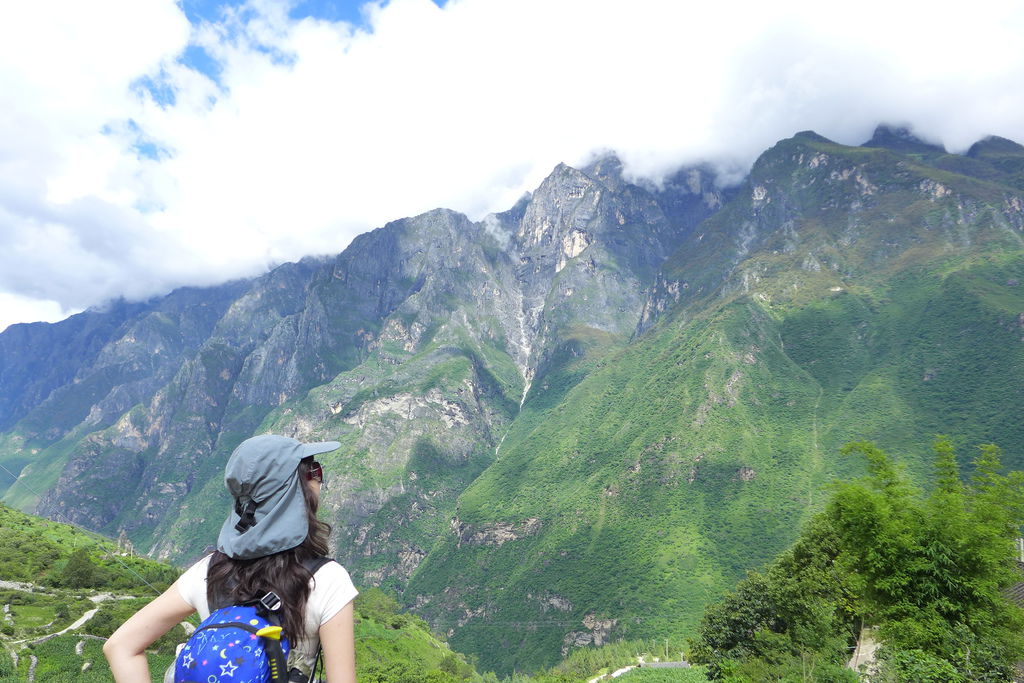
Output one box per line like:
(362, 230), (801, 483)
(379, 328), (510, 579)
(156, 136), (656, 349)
(406, 133), (1024, 673)
(409, 297), (823, 662)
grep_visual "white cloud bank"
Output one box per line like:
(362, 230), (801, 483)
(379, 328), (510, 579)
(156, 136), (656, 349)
(2, 0), (1024, 331)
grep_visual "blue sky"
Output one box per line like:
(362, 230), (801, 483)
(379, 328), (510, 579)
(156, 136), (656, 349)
(165, 1), (445, 95)
(1, 0), (1023, 332)
(183, 0), (371, 24)
(182, 0), (410, 26)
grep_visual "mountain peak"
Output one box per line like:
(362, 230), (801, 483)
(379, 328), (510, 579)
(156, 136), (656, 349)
(747, 130), (841, 177)
(792, 130), (835, 144)
(966, 135), (1024, 159)
(862, 124), (945, 154)
(581, 153), (626, 191)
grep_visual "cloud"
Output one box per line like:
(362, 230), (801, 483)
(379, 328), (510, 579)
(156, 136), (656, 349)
(0, 293), (70, 333)
(2, 0), (1024, 331)
(481, 212), (513, 250)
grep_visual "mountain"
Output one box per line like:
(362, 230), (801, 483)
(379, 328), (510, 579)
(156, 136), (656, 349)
(403, 128), (1024, 670)
(2, 126), (1023, 672)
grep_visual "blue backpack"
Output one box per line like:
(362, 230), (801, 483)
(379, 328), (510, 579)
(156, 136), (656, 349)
(174, 591), (291, 683)
(174, 557), (331, 683)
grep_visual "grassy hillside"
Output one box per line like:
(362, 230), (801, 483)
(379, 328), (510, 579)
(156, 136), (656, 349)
(617, 669), (709, 683)
(0, 503), (182, 681)
(0, 503), (178, 591)
(0, 504), (494, 683)
(355, 588), (485, 683)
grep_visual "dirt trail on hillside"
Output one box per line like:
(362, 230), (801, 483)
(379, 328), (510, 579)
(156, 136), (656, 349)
(9, 590), (132, 645)
(0, 580), (38, 592)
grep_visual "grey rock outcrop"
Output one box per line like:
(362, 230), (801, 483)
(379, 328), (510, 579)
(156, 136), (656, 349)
(0, 156), (722, 573)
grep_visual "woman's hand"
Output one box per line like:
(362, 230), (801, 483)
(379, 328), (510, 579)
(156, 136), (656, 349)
(103, 581), (195, 682)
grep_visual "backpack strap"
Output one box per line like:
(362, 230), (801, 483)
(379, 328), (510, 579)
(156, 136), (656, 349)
(261, 628), (290, 683)
(208, 555), (335, 610)
(302, 556), (333, 575)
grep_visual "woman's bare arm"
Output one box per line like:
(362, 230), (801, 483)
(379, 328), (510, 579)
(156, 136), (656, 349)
(319, 600), (356, 683)
(103, 582), (195, 682)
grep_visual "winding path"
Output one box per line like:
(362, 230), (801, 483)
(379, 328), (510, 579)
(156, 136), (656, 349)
(3, 583), (193, 681)
(2, 583), (139, 681)
(27, 607), (100, 645)
(10, 590), (130, 646)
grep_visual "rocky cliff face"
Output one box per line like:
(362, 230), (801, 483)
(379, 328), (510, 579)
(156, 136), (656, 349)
(3, 128), (1023, 673)
(0, 155), (722, 565)
(644, 130), (1024, 322)
(255, 165), (722, 588)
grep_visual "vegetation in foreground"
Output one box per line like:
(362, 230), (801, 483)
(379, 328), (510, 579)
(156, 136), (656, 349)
(0, 503), (182, 681)
(617, 668), (710, 683)
(0, 505), (486, 682)
(689, 438), (1024, 682)
(4, 436), (1023, 682)
(0, 501), (706, 683)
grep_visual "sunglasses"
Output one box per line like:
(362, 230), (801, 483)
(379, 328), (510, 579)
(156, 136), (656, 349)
(306, 461), (324, 484)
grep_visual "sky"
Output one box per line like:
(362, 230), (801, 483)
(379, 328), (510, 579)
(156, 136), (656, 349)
(2, 0), (1024, 332)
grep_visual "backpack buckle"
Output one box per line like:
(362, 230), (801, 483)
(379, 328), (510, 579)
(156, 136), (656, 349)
(259, 591), (282, 612)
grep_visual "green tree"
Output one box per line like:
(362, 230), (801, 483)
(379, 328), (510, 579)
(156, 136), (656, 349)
(60, 547), (96, 589)
(830, 438), (1024, 680)
(691, 437), (1024, 681)
(874, 648), (963, 683)
(689, 515), (858, 679)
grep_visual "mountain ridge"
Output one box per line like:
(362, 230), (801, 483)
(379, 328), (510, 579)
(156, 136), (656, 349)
(2, 127), (1023, 672)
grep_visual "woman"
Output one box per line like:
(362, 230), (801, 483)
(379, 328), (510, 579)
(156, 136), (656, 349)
(104, 434), (357, 683)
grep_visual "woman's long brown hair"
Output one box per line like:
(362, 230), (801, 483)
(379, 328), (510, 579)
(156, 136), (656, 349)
(206, 459), (332, 646)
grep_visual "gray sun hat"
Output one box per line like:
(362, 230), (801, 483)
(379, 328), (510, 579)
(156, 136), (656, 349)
(217, 434), (340, 560)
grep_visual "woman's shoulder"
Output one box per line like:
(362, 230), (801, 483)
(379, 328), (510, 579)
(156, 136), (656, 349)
(308, 559), (358, 624)
(180, 553), (214, 578)
(176, 553), (215, 612)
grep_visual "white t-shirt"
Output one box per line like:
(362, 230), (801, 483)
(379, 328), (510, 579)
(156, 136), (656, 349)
(176, 554), (358, 672)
